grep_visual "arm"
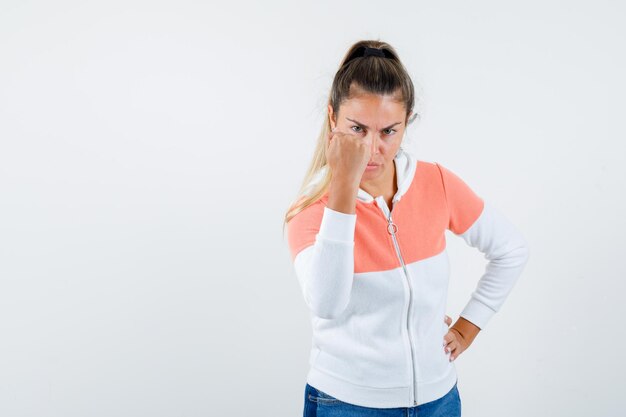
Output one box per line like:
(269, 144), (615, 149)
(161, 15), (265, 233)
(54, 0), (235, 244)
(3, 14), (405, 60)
(287, 181), (359, 319)
(292, 207), (356, 319)
(455, 200), (531, 330)
(437, 163), (531, 331)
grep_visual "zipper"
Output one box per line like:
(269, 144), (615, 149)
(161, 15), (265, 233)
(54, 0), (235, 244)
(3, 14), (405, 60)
(374, 196), (418, 406)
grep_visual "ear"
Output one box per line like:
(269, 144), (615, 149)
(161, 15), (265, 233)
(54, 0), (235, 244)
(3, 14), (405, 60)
(327, 104), (336, 130)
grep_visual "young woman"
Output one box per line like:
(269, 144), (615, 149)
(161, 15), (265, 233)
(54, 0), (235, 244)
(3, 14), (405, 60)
(283, 40), (530, 417)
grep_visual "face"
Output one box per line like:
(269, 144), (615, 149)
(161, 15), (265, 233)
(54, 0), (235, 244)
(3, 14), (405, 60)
(328, 91), (412, 184)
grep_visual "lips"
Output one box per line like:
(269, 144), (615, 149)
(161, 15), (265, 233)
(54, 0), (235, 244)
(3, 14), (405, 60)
(367, 163), (380, 166)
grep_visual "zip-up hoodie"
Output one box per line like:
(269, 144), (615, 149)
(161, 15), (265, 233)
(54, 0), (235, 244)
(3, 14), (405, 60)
(286, 147), (530, 408)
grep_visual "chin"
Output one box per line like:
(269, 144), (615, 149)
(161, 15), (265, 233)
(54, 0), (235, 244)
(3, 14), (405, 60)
(362, 169), (382, 178)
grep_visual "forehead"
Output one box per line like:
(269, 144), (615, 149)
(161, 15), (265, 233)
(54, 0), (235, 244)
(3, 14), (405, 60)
(339, 93), (405, 120)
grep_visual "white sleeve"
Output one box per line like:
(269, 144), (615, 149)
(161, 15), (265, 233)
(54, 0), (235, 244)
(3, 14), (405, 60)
(456, 201), (531, 330)
(293, 207), (356, 319)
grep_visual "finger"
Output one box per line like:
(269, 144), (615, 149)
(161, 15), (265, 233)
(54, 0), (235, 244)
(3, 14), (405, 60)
(443, 335), (453, 351)
(443, 329), (458, 348)
(362, 134), (373, 156)
(449, 347), (460, 361)
(444, 315), (452, 326)
(446, 343), (459, 361)
(444, 340), (457, 353)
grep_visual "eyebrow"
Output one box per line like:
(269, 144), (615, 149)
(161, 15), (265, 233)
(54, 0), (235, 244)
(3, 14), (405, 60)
(345, 118), (402, 130)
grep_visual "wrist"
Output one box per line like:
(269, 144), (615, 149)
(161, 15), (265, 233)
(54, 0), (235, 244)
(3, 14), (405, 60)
(327, 179), (359, 214)
(451, 317), (481, 343)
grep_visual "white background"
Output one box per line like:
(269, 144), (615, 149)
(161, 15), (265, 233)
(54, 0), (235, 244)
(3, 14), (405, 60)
(1, 1), (624, 416)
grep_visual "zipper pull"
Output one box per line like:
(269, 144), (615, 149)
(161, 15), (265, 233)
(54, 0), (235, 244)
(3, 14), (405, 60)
(387, 217), (398, 235)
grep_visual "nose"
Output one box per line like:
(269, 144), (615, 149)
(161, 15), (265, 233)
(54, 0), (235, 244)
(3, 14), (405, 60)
(370, 132), (380, 156)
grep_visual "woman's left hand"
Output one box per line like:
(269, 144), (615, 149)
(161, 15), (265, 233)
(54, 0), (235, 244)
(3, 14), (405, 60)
(442, 315), (473, 362)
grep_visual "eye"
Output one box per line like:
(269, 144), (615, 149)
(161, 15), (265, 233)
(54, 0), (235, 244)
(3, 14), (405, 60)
(350, 126), (397, 135)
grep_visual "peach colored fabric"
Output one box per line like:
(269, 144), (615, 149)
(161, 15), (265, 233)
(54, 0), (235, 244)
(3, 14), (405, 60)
(286, 161), (484, 274)
(286, 197), (326, 262)
(436, 163), (484, 235)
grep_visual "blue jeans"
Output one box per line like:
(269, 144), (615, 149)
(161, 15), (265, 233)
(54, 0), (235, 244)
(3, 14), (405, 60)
(303, 381), (461, 417)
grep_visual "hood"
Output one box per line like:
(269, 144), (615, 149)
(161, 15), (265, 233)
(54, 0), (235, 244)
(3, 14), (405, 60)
(301, 147), (417, 204)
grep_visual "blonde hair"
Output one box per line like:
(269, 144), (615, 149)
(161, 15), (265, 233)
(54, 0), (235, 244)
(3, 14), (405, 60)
(282, 39), (420, 236)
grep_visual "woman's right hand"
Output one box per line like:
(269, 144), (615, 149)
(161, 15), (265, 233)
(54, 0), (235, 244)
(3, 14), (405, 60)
(326, 126), (372, 186)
